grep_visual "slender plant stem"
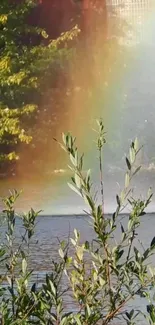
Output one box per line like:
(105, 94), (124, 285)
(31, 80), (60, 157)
(98, 140), (111, 290)
(99, 146), (104, 216)
(102, 278), (153, 325)
(126, 230), (135, 262)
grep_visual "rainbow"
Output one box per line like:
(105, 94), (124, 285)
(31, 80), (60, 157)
(12, 1), (154, 214)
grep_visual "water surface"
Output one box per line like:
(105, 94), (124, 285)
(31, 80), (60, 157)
(1, 214), (154, 322)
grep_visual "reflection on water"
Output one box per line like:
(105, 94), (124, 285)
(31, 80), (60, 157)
(1, 214), (155, 322)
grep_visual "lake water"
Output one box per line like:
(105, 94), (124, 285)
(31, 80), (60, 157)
(1, 213), (155, 323)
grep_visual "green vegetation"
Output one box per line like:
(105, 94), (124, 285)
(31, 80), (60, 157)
(0, 121), (155, 324)
(0, 0), (79, 164)
(0, 1), (154, 324)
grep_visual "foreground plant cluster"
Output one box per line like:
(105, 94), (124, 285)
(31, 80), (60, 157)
(0, 121), (155, 325)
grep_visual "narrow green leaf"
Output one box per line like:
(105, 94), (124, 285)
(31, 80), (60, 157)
(76, 246), (84, 261)
(116, 195), (121, 207)
(99, 277), (106, 286)
(59, 248), (64, 259)
(74, 229), (79, 240)
(133, 166), (141, 176)
(74, 315), (82, 325)
(49, 280), (56, 296)
(126, 157), (131, 170)
(125, 172), (130, 188)
(67, 183), (82, 197)
(22, 258), (27, 274)
(134, 138), (139, 151)
(62, 133), (66, 145)
(130, 147), (135, 164)
(70, 238), (76, 246)
(70, 153), (76, 166)
(75, 173), (81, 188)
(151, 237), (155, 248)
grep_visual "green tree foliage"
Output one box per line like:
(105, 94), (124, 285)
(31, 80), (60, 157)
(0, 0), (40, 161)
(0, 0), (79, 163)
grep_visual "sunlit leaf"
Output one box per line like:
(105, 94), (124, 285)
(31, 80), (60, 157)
(67, 183), (82, 197)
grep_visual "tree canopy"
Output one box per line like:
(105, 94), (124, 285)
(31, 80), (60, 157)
(0, 0), (79, 164)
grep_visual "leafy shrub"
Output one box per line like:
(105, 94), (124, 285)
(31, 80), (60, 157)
(0, 121), (155, 324)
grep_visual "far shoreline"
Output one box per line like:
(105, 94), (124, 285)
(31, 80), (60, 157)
(38, 211), (155, 217)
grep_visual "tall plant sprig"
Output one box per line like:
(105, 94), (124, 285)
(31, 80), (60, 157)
(0, 190), (72, 325)
(94, 119), (106, 216)
(59, 122), (155, 325)
(32, 240), (73, 325)
(0, 190), (40, 324)
(94, 119), (111, 291)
